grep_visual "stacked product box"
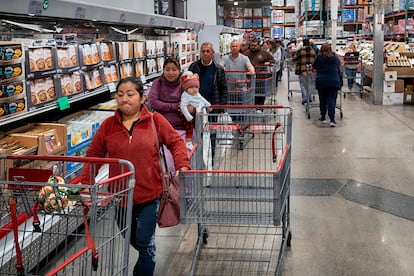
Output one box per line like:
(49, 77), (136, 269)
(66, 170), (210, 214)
(0, 42), (26, 119)
(5, 123), (68, 175)
(58, 110), (113, 175)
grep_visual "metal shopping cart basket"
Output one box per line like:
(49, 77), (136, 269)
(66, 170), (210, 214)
(225, 70), (255, 106)
(180, 105), (292, 276)
(0, 155), (135, 276)
(254, 65), (276, 105)
(286, 58), (300, 100)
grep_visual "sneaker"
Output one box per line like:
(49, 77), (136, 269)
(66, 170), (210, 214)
(329, 121), (336, 127)
(318, 118), (328, 124)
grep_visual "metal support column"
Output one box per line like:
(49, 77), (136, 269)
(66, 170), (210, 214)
(372, 2), (384, 105)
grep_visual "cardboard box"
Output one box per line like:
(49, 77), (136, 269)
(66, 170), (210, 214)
(384, 71), (397, 81)
(0, 135), (38, 179)
(391, 92), (404, 105)
(383, 92), (393, 105)
(395, 79), (404, 92)
(8, 123), (67, 155)
(384, 80), (395, 93)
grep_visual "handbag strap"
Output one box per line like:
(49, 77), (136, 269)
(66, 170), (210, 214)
(150, 113), (168, 190)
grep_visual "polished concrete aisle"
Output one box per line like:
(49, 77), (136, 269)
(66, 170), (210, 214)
(140, 74), (414, 276)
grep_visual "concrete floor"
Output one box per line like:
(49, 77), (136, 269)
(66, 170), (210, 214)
(135, 72), (414, 276)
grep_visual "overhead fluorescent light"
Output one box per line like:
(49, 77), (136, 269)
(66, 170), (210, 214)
(234, 1), (238, 5)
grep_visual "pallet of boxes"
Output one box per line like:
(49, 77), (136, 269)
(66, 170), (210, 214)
(384, 50), (414, 105)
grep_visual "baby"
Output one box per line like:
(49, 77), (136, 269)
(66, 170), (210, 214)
(180, 71), (211, 121)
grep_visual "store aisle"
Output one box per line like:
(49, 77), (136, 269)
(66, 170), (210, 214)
(147, 72), (414, 276)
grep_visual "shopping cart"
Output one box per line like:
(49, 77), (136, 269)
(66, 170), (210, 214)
(303, 65), (319, 119)
(0, 155), (135, 276)
(225, 70), (255, 105)
(181, 105), (292, 276)
(342, 60), (366, 98)
(302, 65), (344, 120)
(254, 65), (276, 105)
(286, 58), (300, 100)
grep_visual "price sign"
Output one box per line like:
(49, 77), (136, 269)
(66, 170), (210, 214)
(57, 96), (70, 111)
(75, 7), (86, 19)
(28, 0), (43, 15)
(120, 13), (127, 23)
(107, 82), (117, 92)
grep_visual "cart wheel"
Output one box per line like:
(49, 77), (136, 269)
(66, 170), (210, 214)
(340, 111), (343, 119)
(287, 232), (292, 247)
(203, 231), (209, 244)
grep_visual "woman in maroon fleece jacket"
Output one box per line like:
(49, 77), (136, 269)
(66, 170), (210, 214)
(81, 77), (190, 276)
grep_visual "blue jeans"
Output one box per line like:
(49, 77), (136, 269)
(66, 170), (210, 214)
(118, 199), (160, 276)
(299, 73), (310, 101)
(344, 68), (357, 89)
(318, 88), (338, 122)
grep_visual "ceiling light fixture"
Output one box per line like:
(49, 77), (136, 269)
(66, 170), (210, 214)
(234, 1), (238, 5)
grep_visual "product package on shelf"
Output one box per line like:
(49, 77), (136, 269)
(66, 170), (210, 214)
(146, 58), (158, 76)
(0, 42), (27, 119)
(27, 76), (58, 109)
(56, 45), (79, 69)
(84, 68), (104, 90)
(135, 60), (146, 77)
(25, 45), (60, 110)
(103, 64), (120, 84)
(60, 71), (84, 97)
(133, 41), (146, 59)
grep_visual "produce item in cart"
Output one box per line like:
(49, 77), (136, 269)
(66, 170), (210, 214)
(37, 175), (79, 213)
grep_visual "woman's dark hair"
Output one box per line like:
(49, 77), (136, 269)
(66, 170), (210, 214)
(116, 77), (144, 96)
(163, 57), (181, 71)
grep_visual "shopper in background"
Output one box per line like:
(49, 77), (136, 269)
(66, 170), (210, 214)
(261, 40), (271, 52)
(312, 43), (342, 127)
(81, 77), (190, 276)
(343, 43), (360, 92)
(148, 57), (193, 172)
(293, 38), (316, 104)
(222, 40), (255, 74)
(246, 38), (275, 66)
(189, 42), (228, 162)
(240, 41), (250, 55)
(247, 38), (275, 106)
(270, 39), (282, 87)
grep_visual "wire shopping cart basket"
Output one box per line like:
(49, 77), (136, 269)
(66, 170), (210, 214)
(225, 70), (256, 106)
(180, 105), (292, 276)
(254, 65), (276, 105)
(0, 155), (135, 276)
(286, 58), (300, 100)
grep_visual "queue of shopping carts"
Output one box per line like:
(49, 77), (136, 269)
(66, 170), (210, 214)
(180, 105), (292, 276)
(286, 58), (343, 120)
(0, 155), (135, 276)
